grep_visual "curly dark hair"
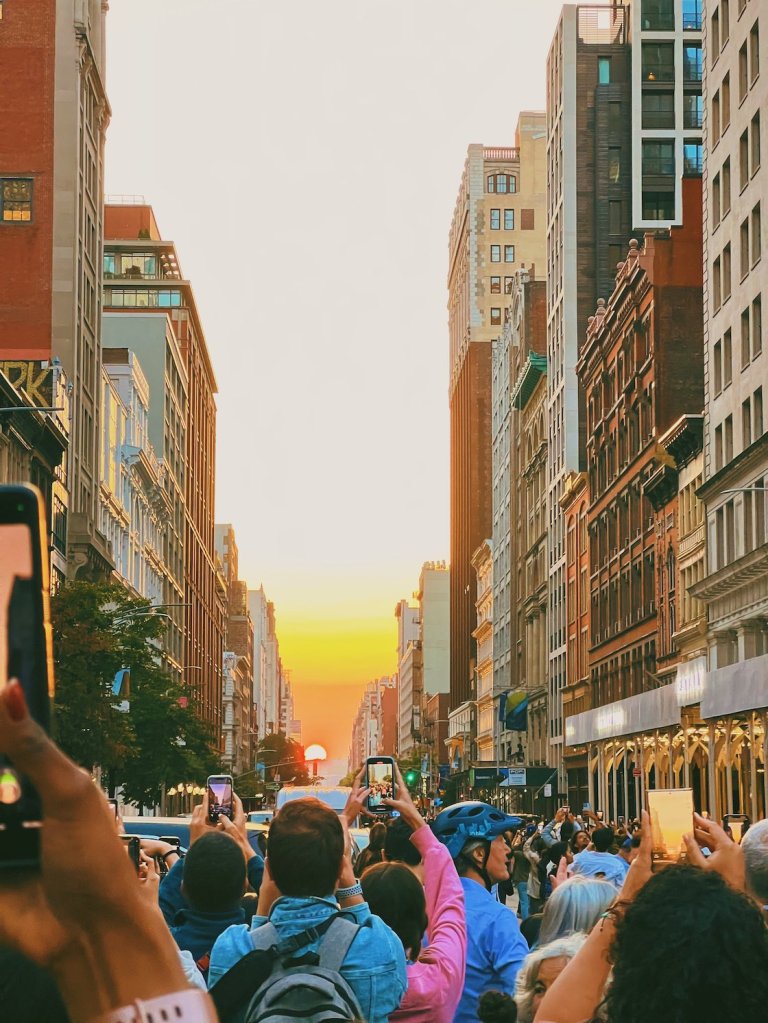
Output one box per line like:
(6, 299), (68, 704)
(602, 866), (768, 1023)
(477, 989), (517, 1023)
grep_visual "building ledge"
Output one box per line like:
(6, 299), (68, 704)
(697, 432), (768, 501)
(659, 414), (704, 467)
(511, 353), (548, 410)
(690, 542), (768, 601)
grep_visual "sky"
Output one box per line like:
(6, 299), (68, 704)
(105, 0), (571, 762)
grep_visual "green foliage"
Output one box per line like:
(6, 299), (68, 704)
(51, 581), (218, 806)
(338, 769), (358, 787)
(257, 732), (311, 787)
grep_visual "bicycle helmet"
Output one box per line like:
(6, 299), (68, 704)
(432, 801), (523, 858)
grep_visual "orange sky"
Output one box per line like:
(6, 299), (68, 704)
(278, 608), (398, 761)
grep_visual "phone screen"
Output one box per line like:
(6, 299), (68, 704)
(207, 776), (233, 823)
(121, 835), (141, 873)
(365, 758), (395, 812)
(0, 486), (52, 868)
(647, 788), (694, 858)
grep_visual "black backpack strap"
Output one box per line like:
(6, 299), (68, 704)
(315, 916), (362, 973)
(209, 948), (276, 1023)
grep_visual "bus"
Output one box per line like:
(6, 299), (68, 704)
(275, 785), (352, 815)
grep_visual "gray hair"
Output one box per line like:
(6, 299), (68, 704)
(538, 875), (616, 945)
(514, 933), (588, 1023)
(742, 819), (768, 904)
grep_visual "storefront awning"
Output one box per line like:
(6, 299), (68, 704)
(701, 652), (768, 719)
(565, 684), (680, 747)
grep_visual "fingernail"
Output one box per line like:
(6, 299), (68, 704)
(4, 680), (27, 722)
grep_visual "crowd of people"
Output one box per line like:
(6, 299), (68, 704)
(1, 679), (768, 1022)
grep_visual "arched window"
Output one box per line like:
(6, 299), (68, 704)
(667, 545), (675, 592)
(487, 172), (517, 194)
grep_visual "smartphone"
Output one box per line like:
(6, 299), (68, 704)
(0, 485), (53, 868)
(107, 798), (119, 819)
(121, 834), (141, 873)
(723, 814), (749, 844)
(364, 756), (396, 814)
(207, 775), (234, 824)
(647, 788), (694, 858)
(596, 810), (604, 821)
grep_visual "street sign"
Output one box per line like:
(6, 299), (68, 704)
(266, 782), (280, 791)
(633, 767), (641, 777)
(543, 783), (552, 797)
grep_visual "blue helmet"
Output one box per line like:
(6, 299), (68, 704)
(431, 801), (524, 858)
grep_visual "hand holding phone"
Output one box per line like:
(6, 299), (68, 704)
(206, 775), (233, 824)
(0, 486), (53, 868)
(364, 757), (396, 815)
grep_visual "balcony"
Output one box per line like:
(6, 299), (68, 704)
(679, 522), (706, 559)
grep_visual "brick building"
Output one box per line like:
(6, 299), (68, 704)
(566, 179), (704, 818)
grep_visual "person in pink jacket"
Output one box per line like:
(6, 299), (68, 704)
(360, 764), (467, 1023)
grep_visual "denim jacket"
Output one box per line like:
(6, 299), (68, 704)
(208, 894), (407, 1023)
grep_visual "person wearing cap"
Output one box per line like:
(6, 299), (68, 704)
(615, 832), (641, 878)
(432, 802), (528, 1023)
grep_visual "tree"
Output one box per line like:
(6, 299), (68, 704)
(52, 581), (218, 805)
(257, 732), (311, 788)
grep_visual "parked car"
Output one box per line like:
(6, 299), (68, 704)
(247, 810), (274, 825)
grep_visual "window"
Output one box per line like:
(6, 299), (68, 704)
(504, 276), (514, 294)
(520, 209), (535, 230)
(643, 42), (675, 81)
(753, 295), (763, 357)
(684, 44), (703, 82)
(752, 203), (761, 266)
(712, 90), (721, 146)
(750, 22), (760, 84)
(642, 0), (674, 30)
(755, 387), (764, 437)
(724, 328), (733, 386)
(740, 130), (750, 190)
(715, 424), (724, 470)
(725, 414), (734, 463)
(504, 245), (515, 263)
(598, 57), (611, 84)
(0, 178), (33, 222)
(711, 8), (721, 64)
(722, 73), (731, 132)
(643, 190), (675, 220)
(721, 0), (730, 45)
(683, 93), (703, 129)
(683, 0), (702, 30)
(490, 245), (501, 263)
(608, 147), (621, 183)
(713, 255), (722, 310)
(643, 91), (675, 129)
(740, 42), (749, 100)
(490, 276), (501, 294)
(713, 172), (722, 227)
(487, 173), (516, 194)
(642, 140), (675, 175)
(714, 339), (723, 394)
(504, 209), (514, 230)
(742, 307), (751, 367)
(751, 112), (761, 175)
(684, 141), (703, 174)
(490, 208), (501, 230)
(741, 217), (750, 279)
(723, 158), (731, 214)
(609, 201), (622, 233)
(723, 243), (732, 302)
(743, 397), (752, 447)
(490, 307), (502, 326)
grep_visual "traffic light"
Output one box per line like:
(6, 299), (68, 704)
(405, 769), (419, 788)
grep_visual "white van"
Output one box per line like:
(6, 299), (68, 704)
(275, 785), (351, 815)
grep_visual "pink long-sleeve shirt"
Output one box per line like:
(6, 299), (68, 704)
(389, 825), (467, 1023)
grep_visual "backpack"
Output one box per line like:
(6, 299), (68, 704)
(209, 913), (364, 1023)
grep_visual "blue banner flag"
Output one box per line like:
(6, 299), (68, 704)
(504, 690), (528, 732)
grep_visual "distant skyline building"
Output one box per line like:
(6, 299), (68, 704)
(104, 203), (223, 738)
(448, 113), (547, 724)
(395, 598), (420, 755)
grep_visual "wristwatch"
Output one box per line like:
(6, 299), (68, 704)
(336, 882), (363, 899)
(100, 990), (217, 1023)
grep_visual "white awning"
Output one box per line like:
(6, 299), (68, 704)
(565, 684), (681, 747)
(701, 653), (768, 719)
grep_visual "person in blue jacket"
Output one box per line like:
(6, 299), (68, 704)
(208, 797), (407, 1023)
(432, 801), (529, 1023)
